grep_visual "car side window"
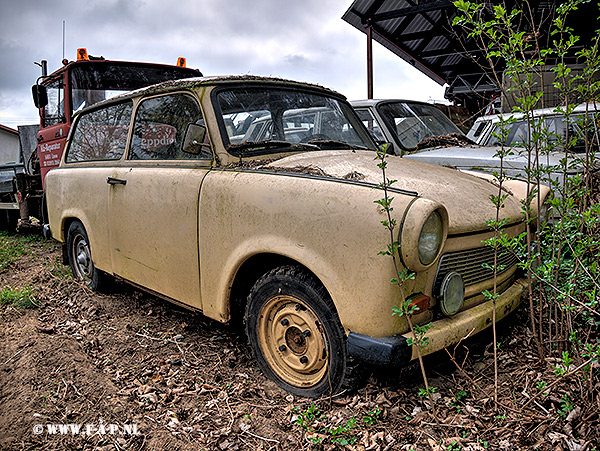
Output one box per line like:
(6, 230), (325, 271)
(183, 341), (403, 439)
(66, 101), (133, 162)
(355, 108), (385, 142)
(129, 93), (210, 160)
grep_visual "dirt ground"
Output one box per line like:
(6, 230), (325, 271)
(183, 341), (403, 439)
(0, 230), (598, 451)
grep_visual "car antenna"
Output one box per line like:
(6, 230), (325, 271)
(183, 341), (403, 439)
(62, 20), (66, 61)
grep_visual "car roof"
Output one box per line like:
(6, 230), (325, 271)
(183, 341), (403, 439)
(350, 99), (433, 108)
(76, 75), (346, 116)
(474, 101), (600, 123)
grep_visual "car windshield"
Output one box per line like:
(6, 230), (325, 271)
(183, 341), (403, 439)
(216, 87), (376, 156)
(376, 101), (463, 151)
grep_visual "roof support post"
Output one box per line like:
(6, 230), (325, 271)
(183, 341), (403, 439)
(367, 24), (373, 99)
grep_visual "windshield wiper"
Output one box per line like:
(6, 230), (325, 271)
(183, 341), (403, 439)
(228, 140), (320, 155)
(304, 139), (369, 150)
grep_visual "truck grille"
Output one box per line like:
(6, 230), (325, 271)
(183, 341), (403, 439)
(433, 246), (518, 295)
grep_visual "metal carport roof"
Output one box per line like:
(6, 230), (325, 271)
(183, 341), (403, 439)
(342, 0), (596, 112)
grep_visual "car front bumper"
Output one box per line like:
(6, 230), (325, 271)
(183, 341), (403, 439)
(346, 277), (527, 366)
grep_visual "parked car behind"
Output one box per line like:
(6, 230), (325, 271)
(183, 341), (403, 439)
(351, 99), (590, 188)
(466, 102), (600, 151)
(45, 76), (549, 398)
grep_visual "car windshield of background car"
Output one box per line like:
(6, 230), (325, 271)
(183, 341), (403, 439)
(485, 114), (600, 153)
(377, 102), (463, 151)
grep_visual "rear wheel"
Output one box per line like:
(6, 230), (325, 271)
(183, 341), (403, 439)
(66, 221), (105, 291)
(245, 265), (354, 398)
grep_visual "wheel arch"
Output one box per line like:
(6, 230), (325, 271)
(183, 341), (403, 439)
(228, 253), (334, 328)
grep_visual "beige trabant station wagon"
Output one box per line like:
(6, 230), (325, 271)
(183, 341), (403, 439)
(44, 76), (550, 398)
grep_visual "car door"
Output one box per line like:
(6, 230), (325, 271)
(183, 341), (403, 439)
(50, 100), (135, 272)
(107, 93), (212, 310)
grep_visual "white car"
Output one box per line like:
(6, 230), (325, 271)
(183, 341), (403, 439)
(466, 102), (600, 150)
(352, 99), (594, 189)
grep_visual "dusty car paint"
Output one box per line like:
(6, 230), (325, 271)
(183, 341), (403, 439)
(45, 76), (549, 396)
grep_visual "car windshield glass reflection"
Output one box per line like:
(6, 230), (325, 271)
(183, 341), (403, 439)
(216, 88), (375, 156)
(377, 102), (463, 151)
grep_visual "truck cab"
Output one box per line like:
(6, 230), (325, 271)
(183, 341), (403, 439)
(0, 49), (201, 230)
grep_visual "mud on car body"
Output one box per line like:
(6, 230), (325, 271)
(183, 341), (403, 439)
(45, 76), (550, 398)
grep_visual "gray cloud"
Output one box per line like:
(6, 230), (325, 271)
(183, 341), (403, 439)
(0, 0), (445, 128)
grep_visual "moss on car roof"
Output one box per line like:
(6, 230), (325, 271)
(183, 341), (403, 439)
(82, 75), (345, 115)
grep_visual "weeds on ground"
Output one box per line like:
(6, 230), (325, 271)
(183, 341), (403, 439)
(293, 403), (382, 447)
(0, 231), (46, 272)
(0, 285), (38, 309)
(447, 0), (600, 445)
(46, 255), (71, 279)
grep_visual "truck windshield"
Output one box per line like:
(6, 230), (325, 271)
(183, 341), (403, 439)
(70, 63), (199, 114)
(216, 87), (376, 156)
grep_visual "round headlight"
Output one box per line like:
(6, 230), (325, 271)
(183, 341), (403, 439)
(418, 211), (443, 266)
(439, 272), (465, 316)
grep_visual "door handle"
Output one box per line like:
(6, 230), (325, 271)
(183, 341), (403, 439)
(106, 177), (127, 185)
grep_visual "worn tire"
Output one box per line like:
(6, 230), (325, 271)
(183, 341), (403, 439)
(66, 221), (106, 291)
(245, 265), (359, 398)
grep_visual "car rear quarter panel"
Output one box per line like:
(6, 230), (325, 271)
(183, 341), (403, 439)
(45, 166), (112, 271)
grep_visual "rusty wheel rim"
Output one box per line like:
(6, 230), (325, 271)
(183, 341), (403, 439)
(258, 295), (329, 388)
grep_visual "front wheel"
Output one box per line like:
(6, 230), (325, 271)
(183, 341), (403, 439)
(66, 221), (106, 291)
(245, 265), (353, 398)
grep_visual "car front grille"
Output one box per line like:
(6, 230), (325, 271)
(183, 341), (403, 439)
(433, 246), (519, 296)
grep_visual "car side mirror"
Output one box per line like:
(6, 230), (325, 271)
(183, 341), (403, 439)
(32, 84), (48, 109)
(182, 123), (206, 155)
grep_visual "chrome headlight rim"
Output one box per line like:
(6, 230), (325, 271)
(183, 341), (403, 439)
(399, 199), (448, 272)
(439, 271), (465, 316)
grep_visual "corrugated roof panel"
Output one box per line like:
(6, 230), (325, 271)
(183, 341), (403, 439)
(378, 17), (406, 35)
(441, 53), (463, 68)
(425, 9), (443, 23)
(375, 0), (411, 14)
(423, 35), (450, 53)
(349, 0), (376, 15)
(403, 39), (425, 53)
(403, 14), (434, 34)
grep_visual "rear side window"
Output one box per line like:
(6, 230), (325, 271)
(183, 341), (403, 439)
(129, 93), (209, 160)
(471, 120), (488, 138)
(355, 108), (385, 141)
(66, 101), (132, 162)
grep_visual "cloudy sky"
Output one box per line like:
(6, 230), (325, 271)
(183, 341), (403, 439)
(0, 0), (446, 129)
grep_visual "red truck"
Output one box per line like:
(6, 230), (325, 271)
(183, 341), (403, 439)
(0, 48), (201, 230)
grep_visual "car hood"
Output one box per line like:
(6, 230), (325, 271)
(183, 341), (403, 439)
(267, 150), (525, 234)
(404, 145), (587, 176)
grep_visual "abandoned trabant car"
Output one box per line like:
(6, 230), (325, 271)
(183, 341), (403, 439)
(44, 76), (550, 397)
